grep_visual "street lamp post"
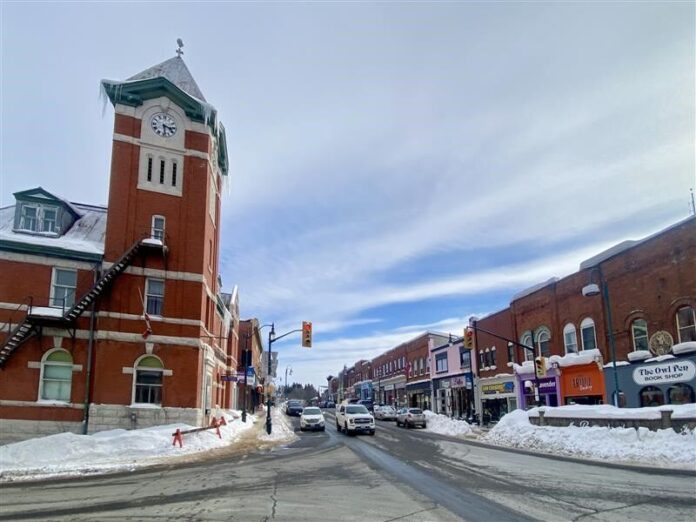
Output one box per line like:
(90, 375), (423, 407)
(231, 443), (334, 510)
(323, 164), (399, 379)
(266, 324), (275, 435)
(582, 266), (620, 407)
(241, 323), (273, 423)
(285, 365), (292, 401)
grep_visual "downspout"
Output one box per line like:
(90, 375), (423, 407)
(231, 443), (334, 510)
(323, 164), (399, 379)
(82, 266), (98, 434)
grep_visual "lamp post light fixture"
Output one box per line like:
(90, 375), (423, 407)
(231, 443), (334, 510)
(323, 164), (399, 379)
(582, 266), (620, 407)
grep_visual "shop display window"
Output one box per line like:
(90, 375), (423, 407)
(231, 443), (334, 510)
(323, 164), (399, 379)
(639, 386), (664, 407)
(668, 384), (695, 405)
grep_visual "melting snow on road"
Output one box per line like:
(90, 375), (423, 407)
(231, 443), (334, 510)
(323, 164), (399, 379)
(483, 409), (696, 469)
(0, 410), (256, 481)
(423, 410), (473, 437)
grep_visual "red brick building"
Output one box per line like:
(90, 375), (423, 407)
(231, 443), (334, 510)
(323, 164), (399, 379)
(0, 53), (238, 443)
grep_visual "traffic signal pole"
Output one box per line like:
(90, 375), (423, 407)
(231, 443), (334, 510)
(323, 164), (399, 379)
(265, 325), (304, 435)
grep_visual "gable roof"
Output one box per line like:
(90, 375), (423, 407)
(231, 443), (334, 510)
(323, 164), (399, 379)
(13, 187), (83, 219)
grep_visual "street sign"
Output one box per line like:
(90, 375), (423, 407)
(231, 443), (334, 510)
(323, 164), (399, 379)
(261, 352), (279, 378)
(221, 375), (238, 382)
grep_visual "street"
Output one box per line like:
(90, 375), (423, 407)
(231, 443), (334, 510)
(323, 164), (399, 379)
(1, 410), (694, 521)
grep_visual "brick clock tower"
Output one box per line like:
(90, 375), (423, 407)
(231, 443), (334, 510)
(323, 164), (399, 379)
(96, 50), (231, 430)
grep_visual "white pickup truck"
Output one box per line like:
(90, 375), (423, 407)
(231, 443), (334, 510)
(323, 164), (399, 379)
(335, 402), (375, 435)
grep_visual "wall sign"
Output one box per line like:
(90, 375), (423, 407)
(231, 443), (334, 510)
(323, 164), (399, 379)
(481, 381), (515, 395)
(632, 360), (695, 386)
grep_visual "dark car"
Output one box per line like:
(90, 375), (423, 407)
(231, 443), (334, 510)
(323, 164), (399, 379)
(357, 400), (374, 412)
(285, 400), (304, 416)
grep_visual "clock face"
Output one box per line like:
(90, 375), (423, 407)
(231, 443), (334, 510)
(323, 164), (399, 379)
(150, 113), (177, 137)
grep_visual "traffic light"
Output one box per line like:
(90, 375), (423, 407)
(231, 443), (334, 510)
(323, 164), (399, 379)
(534, 356), (546, 378)
(463, 327), (475, 349)
(302, 321), (312, 348)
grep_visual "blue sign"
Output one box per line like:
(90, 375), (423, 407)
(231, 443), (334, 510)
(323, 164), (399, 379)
(247, 367), (255, 377)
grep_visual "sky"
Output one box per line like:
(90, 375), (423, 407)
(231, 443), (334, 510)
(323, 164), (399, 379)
(1, 2), (694, 388)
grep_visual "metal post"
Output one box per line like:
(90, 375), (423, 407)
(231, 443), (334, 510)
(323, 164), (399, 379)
(600, 268), (620, 407)
(266, 323), (275, 435)
(242, 337), (248, 423)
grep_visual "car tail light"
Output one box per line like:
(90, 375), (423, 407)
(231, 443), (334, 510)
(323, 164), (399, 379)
(407, 413), (412, 417)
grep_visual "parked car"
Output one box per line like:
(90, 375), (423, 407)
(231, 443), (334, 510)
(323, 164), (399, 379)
(300, 407), (326, 431)
(396, 408), (427, 428)
(285, 400), (304, 416)
(357, 399), (374, 412)
(335, 402), (375, 435)
(374, 405), (396, 421)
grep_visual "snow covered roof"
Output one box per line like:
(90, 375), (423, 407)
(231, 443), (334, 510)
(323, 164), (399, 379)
(511, 277), (559, 301)
(548, 348), (602, 368)
(127, 56), (206, 102)
(0, 202), (106, 260)
(673, 342), (696, 356)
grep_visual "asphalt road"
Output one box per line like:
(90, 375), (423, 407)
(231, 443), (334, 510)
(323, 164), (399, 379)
(1, 409), (694, 521)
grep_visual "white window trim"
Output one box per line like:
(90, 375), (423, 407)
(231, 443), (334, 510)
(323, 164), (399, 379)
(580, 317), (597, 351)
(50, 267), (77, 310)
(563, 323), (578, 354)
(676, 306), (696, 343)
(151, 215), (166, 240)
(19, 204), (39, 232)
(145, 277), (165, 317)
(631, 319), (649, 351)
(131, 354), (165, 407)
(38, 348), (73, 403)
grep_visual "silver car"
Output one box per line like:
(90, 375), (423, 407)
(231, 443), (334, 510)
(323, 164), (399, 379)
(374, 405), (397, 421)
(396, 408), (427, 428)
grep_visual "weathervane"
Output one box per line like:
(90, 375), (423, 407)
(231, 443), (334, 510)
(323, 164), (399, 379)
(176, 38), (184, 57)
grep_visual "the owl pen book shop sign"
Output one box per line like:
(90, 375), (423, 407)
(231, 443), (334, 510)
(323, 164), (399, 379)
(633, 360), (696, 386)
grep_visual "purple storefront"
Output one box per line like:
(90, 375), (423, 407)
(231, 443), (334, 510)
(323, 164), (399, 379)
(515, 367), (561, 408)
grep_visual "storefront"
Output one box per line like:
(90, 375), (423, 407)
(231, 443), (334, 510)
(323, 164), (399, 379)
(478, 375), (516, 423)
(611, 350), (696, 408)
(559, 362), (605, 405)
(515, 367), (560, 409)
(432, 374), (473, 418)
(406, 380), (432, 410)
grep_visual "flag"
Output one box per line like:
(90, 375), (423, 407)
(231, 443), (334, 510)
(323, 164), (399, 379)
(142, 312), (153, 339)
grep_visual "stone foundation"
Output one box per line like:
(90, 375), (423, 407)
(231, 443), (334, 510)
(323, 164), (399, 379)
(87, 404), (205, 433)
(0, 419), (83, 445)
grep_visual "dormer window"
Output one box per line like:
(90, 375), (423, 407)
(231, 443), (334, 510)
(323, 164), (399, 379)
(20, 206), (38, 231)
(42, 208), (57, 233)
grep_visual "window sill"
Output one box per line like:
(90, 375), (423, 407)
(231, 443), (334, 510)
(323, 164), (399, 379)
(129, 403), (163, 409)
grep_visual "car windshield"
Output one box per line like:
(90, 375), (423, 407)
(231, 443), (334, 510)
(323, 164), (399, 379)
(303, 408), (321, 415)
(409, 409), (423, 414)
(346, 405), (369, 414)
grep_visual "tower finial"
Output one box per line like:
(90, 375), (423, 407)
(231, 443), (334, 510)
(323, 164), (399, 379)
(176, 38), (184, 57)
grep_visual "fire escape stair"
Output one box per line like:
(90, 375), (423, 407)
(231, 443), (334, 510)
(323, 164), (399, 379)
(0, 238), (164, 367)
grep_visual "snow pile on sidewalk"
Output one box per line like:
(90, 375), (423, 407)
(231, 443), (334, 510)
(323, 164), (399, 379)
(423, 410), (472, 437)
(257, 406), (298, 444)
(0, 410), (256, 481)
(483, 409), (696, 469)
(527, 403), (696, 420)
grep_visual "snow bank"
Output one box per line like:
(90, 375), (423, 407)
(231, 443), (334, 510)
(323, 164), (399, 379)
(527, 403), (696, 420)
(0, 410), (255, 481)
(257, 406), (298, 444)
(423, 410), (472, 437)
(484, 409), (696, 469)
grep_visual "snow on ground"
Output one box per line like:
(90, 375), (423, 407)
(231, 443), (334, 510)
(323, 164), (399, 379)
(527, 403), (696, 420)
(258, 406), (299, 444)
(0, 410), (256, 481)
(483, 409), (696, 469)
(423, 410), (473, 437)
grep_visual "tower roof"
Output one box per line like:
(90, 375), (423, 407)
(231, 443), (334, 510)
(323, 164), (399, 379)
(127, 56), (206, 101)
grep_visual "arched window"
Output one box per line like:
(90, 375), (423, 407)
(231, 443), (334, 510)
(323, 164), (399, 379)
(631, 319), (649, 352)
(40, 349), (73, 401)
(639, 386), (664, 407)
(676, 306), (696, 342)
(521, 332), (533, 361)
(536, 328), (551, 357)
(580, 318), (597, 351)
(563, 323), (578, 354)
(668, 384), (695, 405)
(133, 355), (164, 405)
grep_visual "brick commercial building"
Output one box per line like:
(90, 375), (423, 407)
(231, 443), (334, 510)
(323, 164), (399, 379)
(0, 53), (239, 443)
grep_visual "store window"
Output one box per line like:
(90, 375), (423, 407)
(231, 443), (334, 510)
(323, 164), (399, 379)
(676, 306), (696, 342)
(563, 323), (578, 354)
(639, 386), (664, 407)
(631, 319), (649, 351)
(40, 349), (73, 401)
(133, 356), (164, 405)
(580, 318), (597, 351)
(668, 384), (695, 405)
